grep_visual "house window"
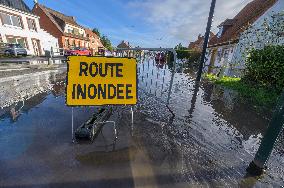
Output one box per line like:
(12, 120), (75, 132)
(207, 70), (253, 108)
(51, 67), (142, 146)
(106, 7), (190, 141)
(65, 38), (69, 47)
(223, 49), (229, 58)
(68, 29), (72, 33)
(6, 36), (27, 48)
(217, 26), (223, 38)
(0, 12), (22, 28)
(73, 28), (79, 35)
(27, 18), (37, 31)
(217, 49), (222, 61)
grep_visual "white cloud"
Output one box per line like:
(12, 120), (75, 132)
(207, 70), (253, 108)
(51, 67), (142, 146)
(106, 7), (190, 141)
(127, 0), (253, 47)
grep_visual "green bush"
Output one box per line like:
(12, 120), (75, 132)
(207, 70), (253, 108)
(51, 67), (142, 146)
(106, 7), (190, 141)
(245, 45), (284, 92)
(204, 74), (279, 109)
(176, 50), (201, 62)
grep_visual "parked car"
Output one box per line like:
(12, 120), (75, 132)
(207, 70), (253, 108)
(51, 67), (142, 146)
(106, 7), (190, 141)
(65, 47), (91, 56)
(1, 44), (27, 56)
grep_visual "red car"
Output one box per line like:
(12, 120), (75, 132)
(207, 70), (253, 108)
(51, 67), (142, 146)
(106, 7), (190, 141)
(65, 47), (91, 56)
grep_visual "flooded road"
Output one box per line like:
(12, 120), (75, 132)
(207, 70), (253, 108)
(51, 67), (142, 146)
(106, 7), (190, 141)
(0, 60), (283, 187)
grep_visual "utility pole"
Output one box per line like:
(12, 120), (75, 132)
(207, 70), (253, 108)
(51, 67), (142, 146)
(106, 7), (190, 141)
(196, 0), (216, 83)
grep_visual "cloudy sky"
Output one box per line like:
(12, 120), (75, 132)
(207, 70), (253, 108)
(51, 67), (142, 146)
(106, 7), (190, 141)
(25, 0), (252, 47)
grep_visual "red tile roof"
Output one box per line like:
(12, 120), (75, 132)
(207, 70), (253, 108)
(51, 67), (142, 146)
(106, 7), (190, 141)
(209, 0), (278, 47)
(37, 4), (83, 32)
(85, 28), (100, 39)
(117, 40), (131, 48)
(189, 32), (215, 51)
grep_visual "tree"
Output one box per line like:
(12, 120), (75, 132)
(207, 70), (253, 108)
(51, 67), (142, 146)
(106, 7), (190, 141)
(101, 35), (113, 51)
(174, 43), (187, 50)
(92, 28), (101, 38)
(92, 28), (113, 51)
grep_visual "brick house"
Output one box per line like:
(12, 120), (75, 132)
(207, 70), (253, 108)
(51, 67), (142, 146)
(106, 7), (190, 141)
(32, 3), (90, 50)
(205, 0), (281, 76)
(85, 28), (104, 55)
(116, 40), (132, 56)
(188, 32), (214, 52)
(0, 0), (58, 55)
(117, 40), (131, 49)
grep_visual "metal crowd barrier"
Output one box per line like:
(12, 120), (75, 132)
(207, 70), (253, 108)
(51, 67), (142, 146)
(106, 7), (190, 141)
(70, 48), (178, 146)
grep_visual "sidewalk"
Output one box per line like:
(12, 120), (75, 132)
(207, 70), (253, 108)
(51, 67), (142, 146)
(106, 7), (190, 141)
(0, 62), (67, 79)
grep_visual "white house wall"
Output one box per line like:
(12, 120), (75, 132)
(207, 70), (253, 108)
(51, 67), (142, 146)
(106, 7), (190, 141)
(64, 23), (85, 36)
(232, 0), (284, 67)
(205, 1), (283, 77)
(205, 45), (236, 76)
(0, 5), (58, 55)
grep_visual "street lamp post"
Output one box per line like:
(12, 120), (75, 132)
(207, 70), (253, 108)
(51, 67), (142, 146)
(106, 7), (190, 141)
(196, 0), (216, 83)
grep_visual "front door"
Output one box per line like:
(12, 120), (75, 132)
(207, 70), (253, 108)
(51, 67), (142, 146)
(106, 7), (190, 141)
(32, 39), (41, 56)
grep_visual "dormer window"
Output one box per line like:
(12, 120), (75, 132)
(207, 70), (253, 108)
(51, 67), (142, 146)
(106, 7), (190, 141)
(217, 26), (223, 38)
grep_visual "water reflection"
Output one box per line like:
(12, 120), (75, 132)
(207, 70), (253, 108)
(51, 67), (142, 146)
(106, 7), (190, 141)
(0, 70), (66, 122)
(0, 60), (283, 187)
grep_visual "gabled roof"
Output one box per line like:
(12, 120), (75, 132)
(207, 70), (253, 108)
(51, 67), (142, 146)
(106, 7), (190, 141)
(218, 19), (236, 27)
(0, 0), (31, 13)
(85, 28), (100, 39)
(85, 28), (104, 47)
(189, 32), (215, 50)
(35, 4), (83, 33)
(117, 40), (131, 48)
(209, 0), (278, 47)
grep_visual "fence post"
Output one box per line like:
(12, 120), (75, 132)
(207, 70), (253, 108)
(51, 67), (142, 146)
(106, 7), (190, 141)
(14, 48), (18, 57)
(48, 47), (53, 65)
(247, 91), (284, 175)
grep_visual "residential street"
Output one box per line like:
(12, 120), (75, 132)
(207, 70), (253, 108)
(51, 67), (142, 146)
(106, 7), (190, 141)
(0, 60), (283, 187)
(0, 0), (283, 187)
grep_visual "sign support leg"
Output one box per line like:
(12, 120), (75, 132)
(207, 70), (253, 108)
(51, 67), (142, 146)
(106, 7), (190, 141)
(131, 107), (134, 135)
(72, 107), (74, 143)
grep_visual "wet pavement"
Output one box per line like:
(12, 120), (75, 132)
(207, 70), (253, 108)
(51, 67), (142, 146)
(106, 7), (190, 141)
(0, 59), (283, 187)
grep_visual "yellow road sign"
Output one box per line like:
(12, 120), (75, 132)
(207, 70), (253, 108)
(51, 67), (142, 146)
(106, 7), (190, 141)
(66, 56), (137, 106)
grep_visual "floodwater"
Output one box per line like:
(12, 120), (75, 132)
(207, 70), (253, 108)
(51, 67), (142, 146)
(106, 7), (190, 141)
(0, 59), (283, 188)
